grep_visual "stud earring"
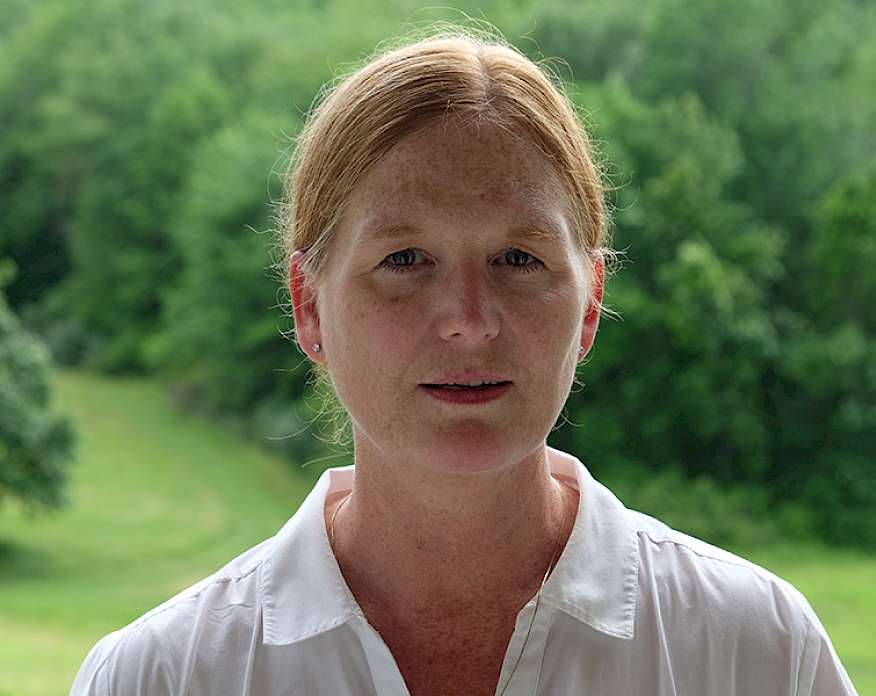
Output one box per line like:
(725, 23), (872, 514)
(313, 343), (321, 353)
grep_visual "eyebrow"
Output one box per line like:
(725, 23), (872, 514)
(361, 222), (564, 244)
(362, 224), (421, 242)
(508, 225), (564, 243)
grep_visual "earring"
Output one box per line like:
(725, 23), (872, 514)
(313, 343), (321, 353)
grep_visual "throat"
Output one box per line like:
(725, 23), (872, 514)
(327, 472), (579, 621)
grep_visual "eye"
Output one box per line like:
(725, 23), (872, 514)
(378, 248), (544, 274)
(379, 248), (422, 274)
(499, 248), (543, 274)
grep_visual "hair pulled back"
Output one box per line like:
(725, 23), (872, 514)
(274, 24), (616, 449)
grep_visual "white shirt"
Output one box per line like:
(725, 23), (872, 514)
(71, 446), (858, 695)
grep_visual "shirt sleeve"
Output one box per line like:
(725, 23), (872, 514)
(69, 632), (117, 696)
(795, 600), (859, 696)
(69, 625), (177, 696)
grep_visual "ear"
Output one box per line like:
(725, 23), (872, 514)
(579, 251), (604, 360)
(289, 250), (323, 362)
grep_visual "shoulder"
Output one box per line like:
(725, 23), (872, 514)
(626, 510), (858, 694)
(70, 536), (274, 696)
(629, 509), (813, 633)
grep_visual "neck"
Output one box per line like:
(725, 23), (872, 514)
(326, 443), (579, 618)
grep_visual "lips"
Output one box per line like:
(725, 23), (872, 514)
(423, 382), (511, 390)
(420, 381), (512, 404)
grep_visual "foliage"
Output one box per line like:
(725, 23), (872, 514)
(601, 464), (801, 550)
(553, 79), (784, 487)
(142, 111), (300, 415)
(1, 0), (874, 547)
(535, 2), (876, 548)
(0, 259), (76, 512)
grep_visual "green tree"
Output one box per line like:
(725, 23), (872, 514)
(143, 112), (297, 415)
(0, 259), (76, 512)
(771, 167), (876, 546)
(33, 1), (235, 372)
(533, 0), (876, 547)
(0, 1), (77, 311)
(3, 0), (873, 546)
(552, 80), (782, 487)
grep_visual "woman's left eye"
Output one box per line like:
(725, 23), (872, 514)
(378, 248), (543, 274)
(500, 248), (543, 273)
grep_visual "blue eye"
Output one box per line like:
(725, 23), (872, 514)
(380, 249), (419, 273)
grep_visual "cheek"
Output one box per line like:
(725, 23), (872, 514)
(533, 298), (578, 340)
(333, 294), (414, 376)
(358, 299), (410, 348)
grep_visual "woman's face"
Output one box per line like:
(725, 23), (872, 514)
(291, 119), (603, 474)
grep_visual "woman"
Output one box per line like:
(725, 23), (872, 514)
(71, 29), (857, 696)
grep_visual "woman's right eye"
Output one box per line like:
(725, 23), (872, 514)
(379, 249), (420, 273)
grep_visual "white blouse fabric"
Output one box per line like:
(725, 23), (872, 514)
(70, 446), (858, 695)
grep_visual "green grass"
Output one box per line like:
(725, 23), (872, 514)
(0, 370), (315, 695)
(0, 369), (873, 694)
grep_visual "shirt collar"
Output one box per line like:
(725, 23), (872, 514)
(539, 446), (639, 640)
(260, 463), (361, 645)
(260, 445), (639, 645)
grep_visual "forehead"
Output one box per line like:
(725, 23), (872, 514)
(343, 119), (573, 234)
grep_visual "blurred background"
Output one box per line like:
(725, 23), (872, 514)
(1, 0), (874, 692)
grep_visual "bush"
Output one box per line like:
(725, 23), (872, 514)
(801, 452), (876, 549)
(0, 259), (77, 513)
(602, 464), (810, 550)
(18, 295), (101, 368)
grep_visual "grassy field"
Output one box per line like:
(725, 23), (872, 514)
(0, 369), (872, 694)
(0, 370), (316, 695)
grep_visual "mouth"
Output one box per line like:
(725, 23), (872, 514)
(421, 381), (513, 391)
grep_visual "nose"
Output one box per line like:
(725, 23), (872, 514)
(436, 261), (500, 347)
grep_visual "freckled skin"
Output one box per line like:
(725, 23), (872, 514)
(303, 120), (596, 476)
(289, 118), (603, 690)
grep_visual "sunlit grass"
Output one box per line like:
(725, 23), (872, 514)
(0, 370), (313, 694)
